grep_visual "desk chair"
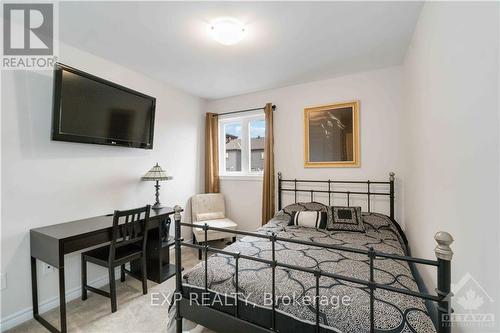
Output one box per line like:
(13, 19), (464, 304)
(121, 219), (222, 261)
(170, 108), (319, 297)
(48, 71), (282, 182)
(81, 205), (150, 313)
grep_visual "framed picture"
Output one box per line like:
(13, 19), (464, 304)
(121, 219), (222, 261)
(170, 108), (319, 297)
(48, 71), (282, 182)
(304, 101), (360, 167)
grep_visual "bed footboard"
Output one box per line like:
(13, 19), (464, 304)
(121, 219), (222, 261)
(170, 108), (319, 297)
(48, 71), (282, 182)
(171, 205), (454, 333)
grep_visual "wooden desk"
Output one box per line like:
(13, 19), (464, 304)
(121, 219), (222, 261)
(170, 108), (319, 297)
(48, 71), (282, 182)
(30, 207), (177, 333)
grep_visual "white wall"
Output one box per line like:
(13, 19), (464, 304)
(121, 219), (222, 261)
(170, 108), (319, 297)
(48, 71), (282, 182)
(206, 66), (403, 231)
(402, 2), (499, 332)
(0, 43), (205, 328)
(219, 178), (263, 232)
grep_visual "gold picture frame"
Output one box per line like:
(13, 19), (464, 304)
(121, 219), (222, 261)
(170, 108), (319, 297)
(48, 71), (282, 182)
(304, 101), (360, 168)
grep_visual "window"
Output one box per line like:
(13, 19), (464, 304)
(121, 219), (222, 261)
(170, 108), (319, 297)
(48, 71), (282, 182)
(223, 122), (242, 172)
(219, 114), (265, 177)
(250, 119), (265, 172)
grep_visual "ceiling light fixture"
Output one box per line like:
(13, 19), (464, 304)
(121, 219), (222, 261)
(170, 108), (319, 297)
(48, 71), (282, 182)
(209, 18), (246, 46)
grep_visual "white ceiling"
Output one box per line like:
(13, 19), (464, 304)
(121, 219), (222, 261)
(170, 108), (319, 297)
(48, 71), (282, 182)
(59, 2), (423, 99)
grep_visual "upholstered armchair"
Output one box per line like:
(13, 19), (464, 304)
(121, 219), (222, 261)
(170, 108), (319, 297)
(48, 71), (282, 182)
(191, 193), (237, 259)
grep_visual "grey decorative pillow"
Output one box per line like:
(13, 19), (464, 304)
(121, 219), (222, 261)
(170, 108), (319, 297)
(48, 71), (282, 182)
(282, 202), (333, 227)
(330, 206), (365, 232)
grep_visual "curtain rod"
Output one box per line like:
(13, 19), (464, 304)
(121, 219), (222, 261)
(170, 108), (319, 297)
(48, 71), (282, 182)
(212, 104), (276, 117)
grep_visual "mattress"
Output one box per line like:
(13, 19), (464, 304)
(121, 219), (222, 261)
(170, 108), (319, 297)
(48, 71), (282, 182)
(180, 212), (436, 333)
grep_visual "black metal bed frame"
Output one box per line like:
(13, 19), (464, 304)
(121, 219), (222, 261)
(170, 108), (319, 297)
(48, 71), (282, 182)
(172, 172), (454, 333)
(277, 172), (396, 220)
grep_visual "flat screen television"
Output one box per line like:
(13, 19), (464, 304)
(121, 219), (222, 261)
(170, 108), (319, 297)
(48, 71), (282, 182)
(52, 63), (156, 149)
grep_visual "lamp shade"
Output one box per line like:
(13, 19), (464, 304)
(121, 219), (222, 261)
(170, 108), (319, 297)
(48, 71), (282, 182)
(142, 163), (173, 181)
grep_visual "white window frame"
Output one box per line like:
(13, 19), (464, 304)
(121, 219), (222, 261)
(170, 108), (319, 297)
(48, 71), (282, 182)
(219, 112), (265, 179)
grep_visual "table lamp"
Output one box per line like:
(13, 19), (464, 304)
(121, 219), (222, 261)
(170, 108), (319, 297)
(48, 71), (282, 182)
(142, 163), (173, 209)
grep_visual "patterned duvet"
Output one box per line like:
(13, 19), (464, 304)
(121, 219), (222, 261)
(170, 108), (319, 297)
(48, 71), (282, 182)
(181, 212), (436, 333)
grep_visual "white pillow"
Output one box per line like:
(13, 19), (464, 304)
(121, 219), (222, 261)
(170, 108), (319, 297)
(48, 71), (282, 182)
(289, 211), (327, 229)
(196, 211), (225, 221)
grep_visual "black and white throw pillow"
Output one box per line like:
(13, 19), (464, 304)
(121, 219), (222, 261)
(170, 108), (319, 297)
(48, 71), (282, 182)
(330, 206), (365, 232)
(282, 202), (333, 227)
(289, 211), (327, 229)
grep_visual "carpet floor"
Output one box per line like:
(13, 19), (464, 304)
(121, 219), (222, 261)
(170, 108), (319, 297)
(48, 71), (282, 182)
(6, 246), (216, 333)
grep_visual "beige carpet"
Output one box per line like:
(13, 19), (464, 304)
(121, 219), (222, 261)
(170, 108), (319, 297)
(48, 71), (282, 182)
(6, 247), (215, 333)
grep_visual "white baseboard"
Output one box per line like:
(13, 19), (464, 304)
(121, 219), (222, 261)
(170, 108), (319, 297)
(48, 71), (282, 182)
(1, 240), (193, 332)
(0, 269), (119, 332)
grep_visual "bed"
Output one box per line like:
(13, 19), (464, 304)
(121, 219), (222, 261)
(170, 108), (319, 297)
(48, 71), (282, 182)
(169, 173), (454, 333)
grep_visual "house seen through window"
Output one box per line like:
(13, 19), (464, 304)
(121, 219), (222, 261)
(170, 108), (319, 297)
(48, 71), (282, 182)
(249, 119), (265, 172)
(224, 122), (242, 172)
(219, 115), (265, 176)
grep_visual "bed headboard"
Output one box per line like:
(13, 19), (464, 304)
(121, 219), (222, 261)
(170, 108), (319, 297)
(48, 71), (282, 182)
(277, 172), (395, 220)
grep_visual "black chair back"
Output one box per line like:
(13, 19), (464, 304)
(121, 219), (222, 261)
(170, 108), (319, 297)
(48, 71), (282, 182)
(109, 205), (151, 263)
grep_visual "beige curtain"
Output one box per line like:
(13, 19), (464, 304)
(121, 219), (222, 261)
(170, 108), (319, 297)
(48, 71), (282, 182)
(262, 103), (275, 225)
(205, 113), (220, 193)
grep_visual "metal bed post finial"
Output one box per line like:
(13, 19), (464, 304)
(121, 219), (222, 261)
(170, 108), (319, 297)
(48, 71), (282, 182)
(435, 232), (454, 261)
(434, 231), (454, 333)
(173, 205), (183, 333)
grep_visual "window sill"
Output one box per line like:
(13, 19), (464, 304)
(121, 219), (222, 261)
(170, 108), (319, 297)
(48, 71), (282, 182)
(219, 174), (263, 181)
